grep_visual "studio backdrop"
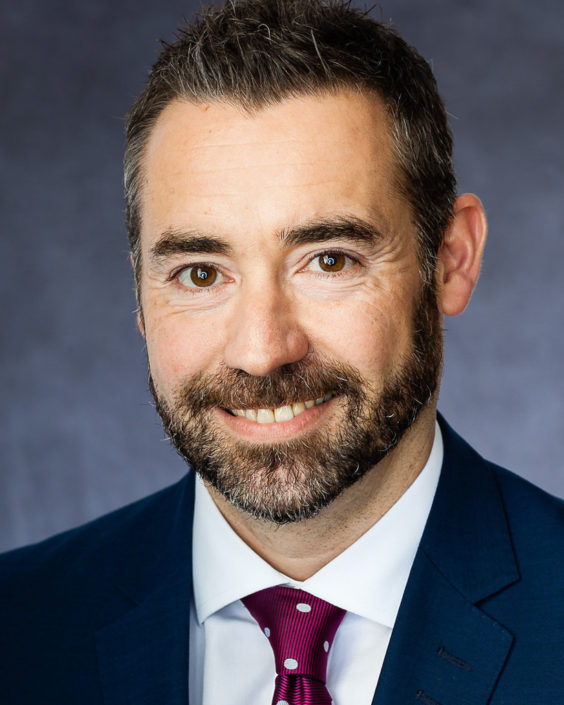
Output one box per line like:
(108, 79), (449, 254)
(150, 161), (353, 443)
(1, 0), (563, 551)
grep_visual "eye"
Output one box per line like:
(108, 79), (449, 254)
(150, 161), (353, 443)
(317, 252), (346, 272)
(309, 251), (352, 273)
(177, 264), (221, 288)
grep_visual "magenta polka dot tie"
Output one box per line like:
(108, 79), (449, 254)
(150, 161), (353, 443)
(242, 586), (346, 705)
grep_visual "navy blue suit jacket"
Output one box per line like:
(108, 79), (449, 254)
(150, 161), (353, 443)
(2, 416), (563, 704)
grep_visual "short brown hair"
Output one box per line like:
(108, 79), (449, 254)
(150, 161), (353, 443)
(125, 0), (456, 286)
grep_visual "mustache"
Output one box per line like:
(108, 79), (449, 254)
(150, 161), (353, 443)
(158, 358), (366, 412)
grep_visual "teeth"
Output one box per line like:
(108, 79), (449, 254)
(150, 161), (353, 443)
(231, 395), (333, 424)
(274, 405), (294, 422)
(256, 408), (275, 424)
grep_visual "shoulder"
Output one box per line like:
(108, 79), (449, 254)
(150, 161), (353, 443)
(491, 460), (564, 530)
(488, 460), (564, 576)
(474, 463), (564, 699)
(0, 473), (194, 606)
(439, 414), (564, 541)
(434, 414), (564, 592)
(0, 474), (195, 702)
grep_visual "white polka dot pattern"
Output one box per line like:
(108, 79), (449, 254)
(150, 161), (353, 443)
(242, 585), (346, 705)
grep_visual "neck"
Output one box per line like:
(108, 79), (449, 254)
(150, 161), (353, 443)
(206, 405), (437, 581)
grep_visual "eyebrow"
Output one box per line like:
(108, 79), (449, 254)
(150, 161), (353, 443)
(279, 216), (384, 248)
(149, 216), (384, 264)
(150, 230), (233, 262)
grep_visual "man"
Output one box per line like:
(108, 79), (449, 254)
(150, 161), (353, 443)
(1, 1), (563, 703)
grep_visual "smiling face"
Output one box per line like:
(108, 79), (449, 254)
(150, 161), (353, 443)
(138, 91), (442, 523)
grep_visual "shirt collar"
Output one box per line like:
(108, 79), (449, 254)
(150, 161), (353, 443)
(193, 421), (443, 628)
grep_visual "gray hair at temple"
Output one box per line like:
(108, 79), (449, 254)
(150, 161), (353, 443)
(124, 0), (456, 292)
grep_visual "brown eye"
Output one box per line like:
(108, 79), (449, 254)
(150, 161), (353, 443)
(318, 253), (346, 272)
(190, 265), (217, 287)
(178, 265), (219, 288)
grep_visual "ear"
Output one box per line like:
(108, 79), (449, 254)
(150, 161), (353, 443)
(130, 253), (145, 338)
(437, 193), (487, 316)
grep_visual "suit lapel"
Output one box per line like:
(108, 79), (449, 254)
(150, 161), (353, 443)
(372, 551), (515, 705)
(96, 569), (191, 705)
(372, 417), (519, 705)
(96, 473), (195, 705)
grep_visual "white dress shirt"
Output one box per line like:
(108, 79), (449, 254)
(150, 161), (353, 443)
(189, 422), (443, 705)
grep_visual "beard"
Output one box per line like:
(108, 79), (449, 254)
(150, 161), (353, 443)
(150, 280), (442, 525)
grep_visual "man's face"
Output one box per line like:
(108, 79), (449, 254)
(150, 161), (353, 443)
(138, 91), (442, 523)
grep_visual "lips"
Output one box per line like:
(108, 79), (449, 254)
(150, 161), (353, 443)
(229, 395), (334, 424)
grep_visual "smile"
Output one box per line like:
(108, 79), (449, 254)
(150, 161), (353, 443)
(229, 395), (334, 424)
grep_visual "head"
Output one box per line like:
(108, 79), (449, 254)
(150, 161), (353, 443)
(125, 1), (486, 524)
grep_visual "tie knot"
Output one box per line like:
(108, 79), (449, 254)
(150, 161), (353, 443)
(242, 586), (345, 683)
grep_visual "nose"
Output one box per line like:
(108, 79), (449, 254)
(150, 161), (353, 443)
(223, 279), (310, 377)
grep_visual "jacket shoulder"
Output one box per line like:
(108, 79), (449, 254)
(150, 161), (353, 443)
(489, 460), (564, 563)
(439, 415), (564, 549)
(0, 474), (192, 604)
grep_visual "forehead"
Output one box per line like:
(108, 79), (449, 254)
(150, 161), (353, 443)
(140, 90), (411, 247)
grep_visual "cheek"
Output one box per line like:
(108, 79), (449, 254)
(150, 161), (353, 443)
(144, 311), (223, 396)
(305, 294), (414, 377)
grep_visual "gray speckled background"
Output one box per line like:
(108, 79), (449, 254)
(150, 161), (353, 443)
(1, 0), (563, 552)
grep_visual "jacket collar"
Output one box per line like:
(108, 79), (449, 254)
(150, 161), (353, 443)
(96, 473), (196, 705)
(372, 414), (519, 705)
